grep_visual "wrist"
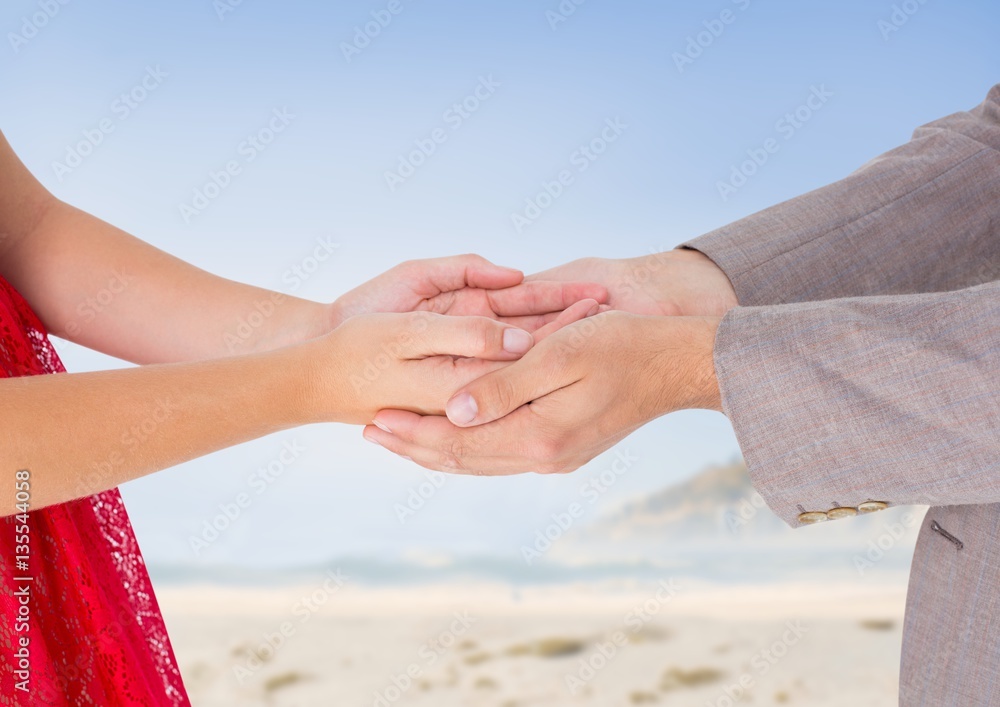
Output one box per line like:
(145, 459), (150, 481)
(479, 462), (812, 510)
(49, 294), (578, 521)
(288, 327), (349, 425)
(648, 315), (722, 414)
(686, 316), (722, 412)
(326, 298), (348, 330)
(677, 248), (739, 314)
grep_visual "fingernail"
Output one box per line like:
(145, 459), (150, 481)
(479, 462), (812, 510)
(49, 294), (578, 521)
(447, 393), (478, 425)
(364, 433), (381, 446)
(586, 303), (601, 317)
(372, 419), (392, 434)
(503, 328), (533, 354)
(401, 455), (413, 462)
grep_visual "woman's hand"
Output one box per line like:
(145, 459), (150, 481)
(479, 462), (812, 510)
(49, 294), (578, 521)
(330, 254), (609, 333)
(310, 299), (601, 425)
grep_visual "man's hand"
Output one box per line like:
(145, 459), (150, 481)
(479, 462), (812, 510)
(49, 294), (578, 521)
(331, 254), (609, 332)
(362, 312), (722, 474)
(527, 250), (737, 317)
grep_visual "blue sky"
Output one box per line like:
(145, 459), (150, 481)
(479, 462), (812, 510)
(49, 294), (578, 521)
(3, 0), (998, 569)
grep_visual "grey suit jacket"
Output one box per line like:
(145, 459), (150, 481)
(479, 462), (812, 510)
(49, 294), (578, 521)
(686, 84), (1000, 706)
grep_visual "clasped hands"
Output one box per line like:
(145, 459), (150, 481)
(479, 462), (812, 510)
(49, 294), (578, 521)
(317, 251), (737, 476)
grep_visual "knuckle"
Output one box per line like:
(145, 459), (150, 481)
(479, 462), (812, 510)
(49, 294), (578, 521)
(486, 375), (518, 415)
(532, 436), (564, 463)
(445, 438), (467, 461)
(473, 320), (497, 355)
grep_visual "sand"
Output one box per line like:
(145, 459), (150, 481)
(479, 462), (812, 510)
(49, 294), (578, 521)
(159, 580), (906, 706)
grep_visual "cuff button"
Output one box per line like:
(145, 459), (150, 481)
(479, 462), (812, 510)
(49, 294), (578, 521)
(828, 507), (859, 520)
(857, 501), (889, 514)
(797, 511), (829, 524)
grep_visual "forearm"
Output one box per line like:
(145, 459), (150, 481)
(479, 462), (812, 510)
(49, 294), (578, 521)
(715, 280), (1000, 526)
(1, 340), (318, 513)
(2, 200), (336, 364)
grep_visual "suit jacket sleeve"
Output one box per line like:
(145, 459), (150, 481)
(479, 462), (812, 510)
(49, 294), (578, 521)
(684, 84), (1000, 303)
(714, 280), (1000, 527)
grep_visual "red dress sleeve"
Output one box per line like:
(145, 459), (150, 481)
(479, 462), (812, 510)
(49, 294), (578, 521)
(0, 275), (190, 706)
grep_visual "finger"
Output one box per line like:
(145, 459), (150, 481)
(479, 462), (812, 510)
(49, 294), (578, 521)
(402, 255), (524, 296)
(363, 411), (535, 475)
(371, 409), (528, 460)
(404, 314), (535, 361)
(500, 304), (611, 331)
(496, 312), (561, 332)
(486, 281), (609, 316)
(364, 425), (522, 476)
(532, 299), (601, 342)
(443, 344), (579, 427)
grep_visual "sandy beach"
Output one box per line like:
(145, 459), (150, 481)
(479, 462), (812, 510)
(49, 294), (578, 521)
(159, 579), (906, 706)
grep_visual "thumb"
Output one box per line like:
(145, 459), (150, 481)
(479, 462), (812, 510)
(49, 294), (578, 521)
(445, 348), (571, 427)
(412, 254), (523, 293)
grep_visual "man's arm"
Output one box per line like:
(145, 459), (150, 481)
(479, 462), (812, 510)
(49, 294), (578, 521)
(713, 280), (1000, 526)
(364, 281), (1000, 526)
(526, 85), (1000, 319)
(685, 83), (1000, 304)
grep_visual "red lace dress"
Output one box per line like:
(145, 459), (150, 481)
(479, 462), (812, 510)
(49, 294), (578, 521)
(0, 275), (189, 705)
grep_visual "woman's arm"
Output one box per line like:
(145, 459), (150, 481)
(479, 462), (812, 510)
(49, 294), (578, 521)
(1, 309), (589, 514)
(0, 131), (334, 363)
(0, 131), (607, 365)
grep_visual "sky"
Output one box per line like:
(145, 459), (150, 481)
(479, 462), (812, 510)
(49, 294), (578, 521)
(2, 0), (998, 570)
